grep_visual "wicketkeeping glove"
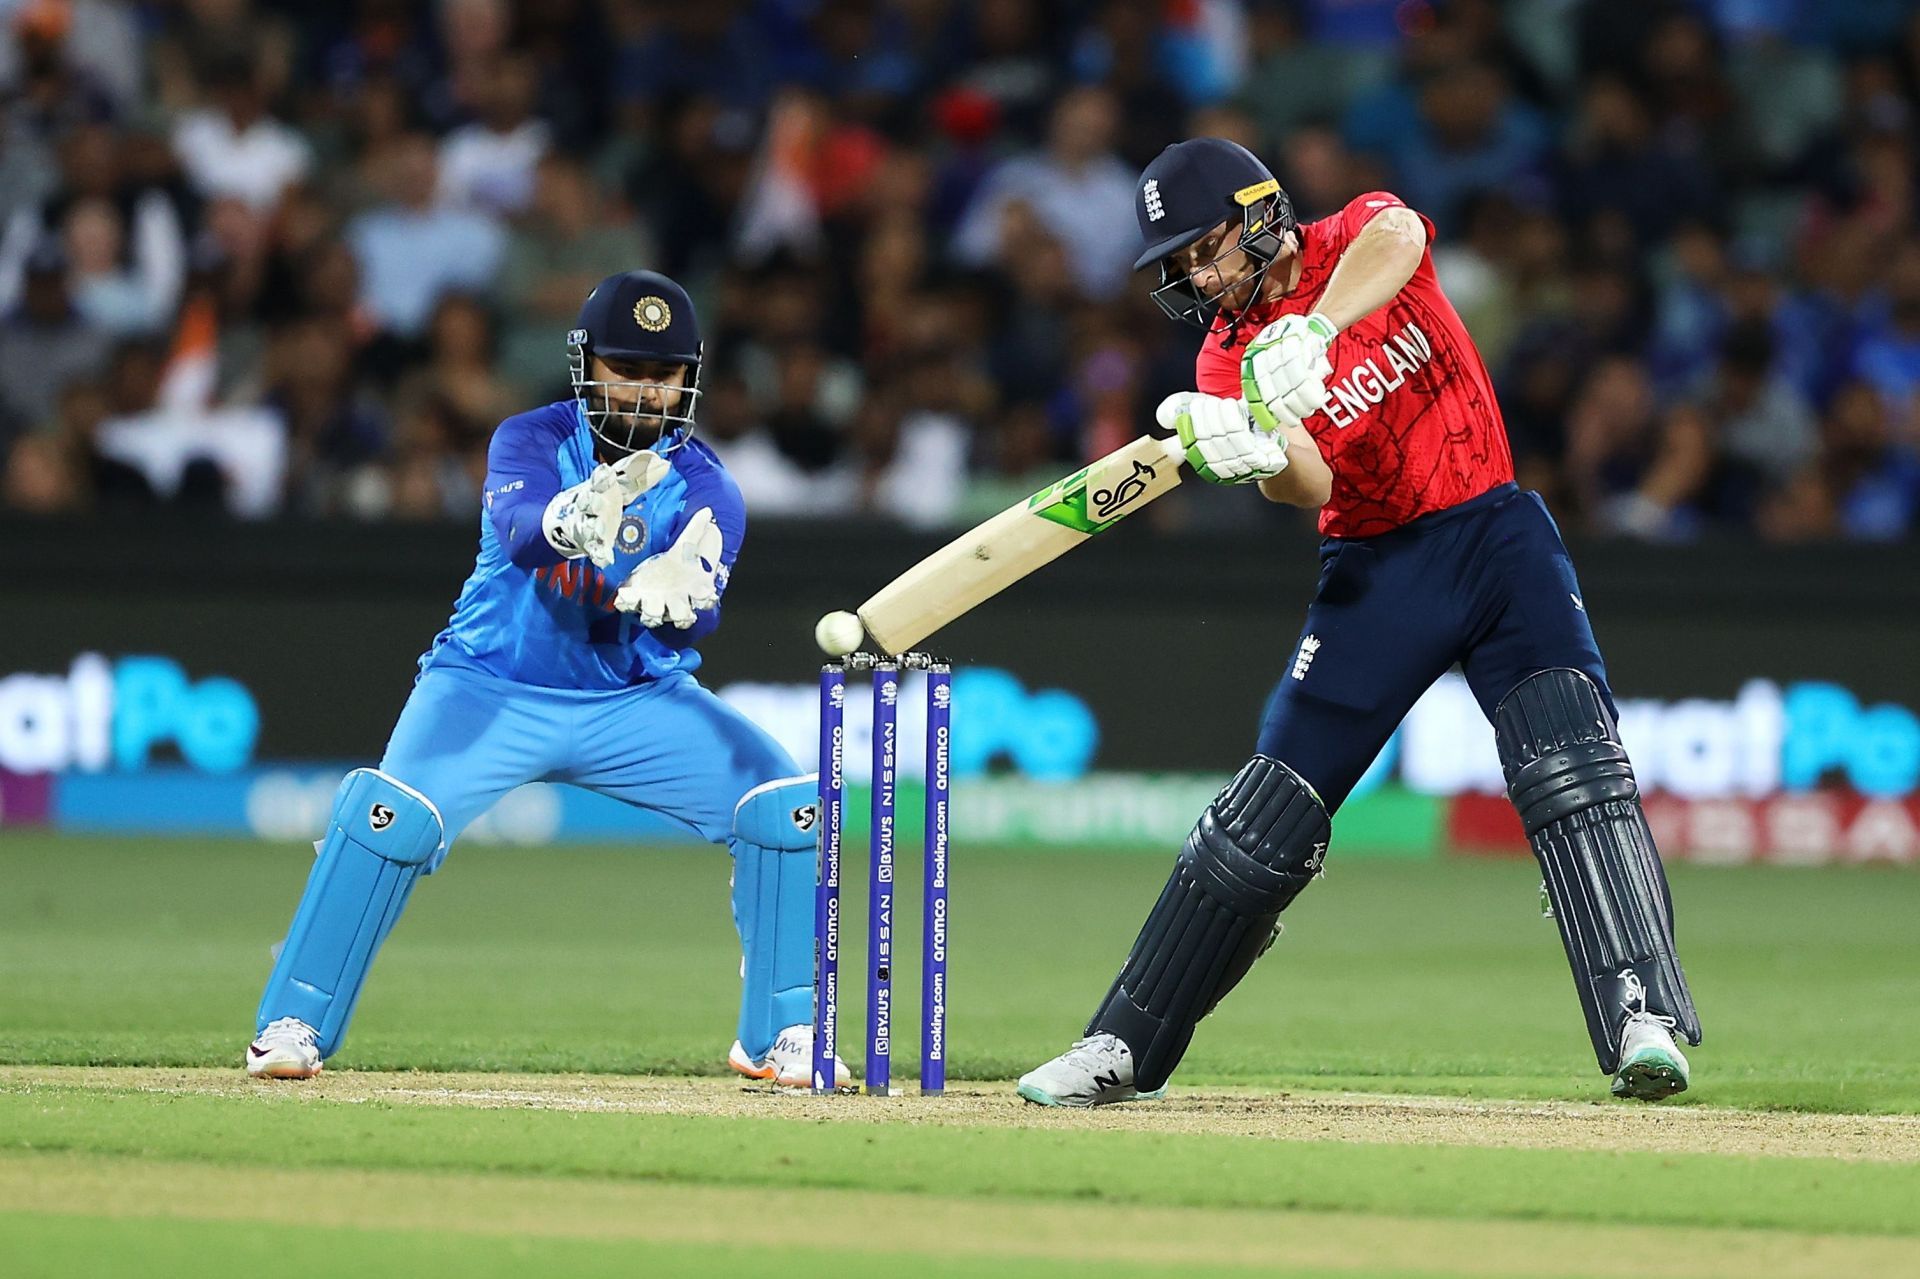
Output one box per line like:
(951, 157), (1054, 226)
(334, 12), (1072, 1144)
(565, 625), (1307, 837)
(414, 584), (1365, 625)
(1156, 391), (1289, 485)
(542, 448), (670, 567)
(1243, 312), (1336, 433)
(614, 506), (724, 628)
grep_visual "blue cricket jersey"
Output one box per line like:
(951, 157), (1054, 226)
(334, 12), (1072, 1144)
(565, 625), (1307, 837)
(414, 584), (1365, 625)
(420, 400), (746, 689)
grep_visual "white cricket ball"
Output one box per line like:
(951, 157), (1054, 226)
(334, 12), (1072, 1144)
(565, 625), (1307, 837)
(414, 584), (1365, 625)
(814, 610), (866, 657)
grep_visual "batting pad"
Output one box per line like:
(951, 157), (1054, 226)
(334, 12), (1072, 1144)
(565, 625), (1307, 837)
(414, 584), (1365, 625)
(1496, 668), (1701, 1074)
(257, 768), (445, 1058)
(1089, 755), (1330, 1092)
(731, 775), (820, 1060)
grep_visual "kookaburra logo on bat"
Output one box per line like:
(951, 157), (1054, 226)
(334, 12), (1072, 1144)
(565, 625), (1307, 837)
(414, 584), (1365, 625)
(1091, 459), (1158, 519)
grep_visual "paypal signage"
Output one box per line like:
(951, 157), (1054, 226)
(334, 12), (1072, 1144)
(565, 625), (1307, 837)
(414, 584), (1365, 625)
(0, 654), (260, 775)
(719, 667), (1099, 783)
(1389, 674), (1920, 801)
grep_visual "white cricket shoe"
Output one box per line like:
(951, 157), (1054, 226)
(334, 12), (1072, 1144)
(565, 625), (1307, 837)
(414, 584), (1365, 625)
(1612, 1011), (1690, 1100)
(246, 1017), (322, 1079)
(729, 1024), (854, 1090)
(1017, 1033), (1166, 1107)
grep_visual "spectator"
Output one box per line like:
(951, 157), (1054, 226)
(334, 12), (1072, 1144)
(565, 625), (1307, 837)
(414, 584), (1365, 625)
(952, 85), (1137, 300)
(0, 242), (110, 435)
(1, 0), (116, 145)
(394, 294), (516, 459)
(1557, 74), (1715, 253)
(347, 132), (504, 342)
(61, 197), (170, 335)
(1388, 60), (1549, 235)
(171, 52), (312, 213)
(1688, 320), (1820, 516)
(264, 316), (387, 515)
(496, 154), (653, 400)
(1765, 380), (1920, 541)
(700, 369), (832, 516)
(41, 377), (155, 508)
(0, 122), (186, 321)
(1851, 239), (1920, 429)
(436, 53), (551, 217)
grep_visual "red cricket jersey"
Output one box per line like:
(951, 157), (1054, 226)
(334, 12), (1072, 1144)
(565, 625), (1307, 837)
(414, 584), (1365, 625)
(1195, 191), (1514, 539)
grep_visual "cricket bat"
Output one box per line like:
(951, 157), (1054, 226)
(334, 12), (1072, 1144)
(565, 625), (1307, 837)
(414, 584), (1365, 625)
(856, 434), (1187, 654)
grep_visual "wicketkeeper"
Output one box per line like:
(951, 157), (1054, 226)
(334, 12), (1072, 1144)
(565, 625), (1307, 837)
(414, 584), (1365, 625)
(1019, 138), (1701, 1106)
(247, 270), (848, 1089)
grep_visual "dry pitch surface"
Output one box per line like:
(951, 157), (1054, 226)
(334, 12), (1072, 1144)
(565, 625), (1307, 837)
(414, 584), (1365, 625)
(11, 1064), (1920, 1163)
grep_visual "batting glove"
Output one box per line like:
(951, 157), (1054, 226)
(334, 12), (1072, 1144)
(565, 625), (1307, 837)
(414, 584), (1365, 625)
(1156, 391), (1289, 485)
(614, 506), (724, 628)
(542, 448), (670, 567)
(1243, 312), (1336, 432)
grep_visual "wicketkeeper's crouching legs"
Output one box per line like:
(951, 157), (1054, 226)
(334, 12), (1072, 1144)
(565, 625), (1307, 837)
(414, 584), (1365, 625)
(1086, 755), (1331, 1093)
(730, 775), (822, 1063)
(1494, 668), (1702, 1074)
(255, 769), (445, 1061)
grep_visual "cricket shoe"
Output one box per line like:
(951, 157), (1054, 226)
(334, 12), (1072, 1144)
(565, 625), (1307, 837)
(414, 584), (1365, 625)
(1017, 1033), (1166, 1108)
(246, 1017), (322, 1079)
(729, 1024), (853, 1090)
(1611, 1011), (1690, 1101)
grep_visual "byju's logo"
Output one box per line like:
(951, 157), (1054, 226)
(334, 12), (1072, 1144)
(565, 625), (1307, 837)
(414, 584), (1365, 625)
(0, 654), (260, 775)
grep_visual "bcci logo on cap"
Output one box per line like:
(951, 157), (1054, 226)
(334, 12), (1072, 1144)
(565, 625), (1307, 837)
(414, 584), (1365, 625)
(633, 296), (671, 332)
(1142, 178), (1164, 222)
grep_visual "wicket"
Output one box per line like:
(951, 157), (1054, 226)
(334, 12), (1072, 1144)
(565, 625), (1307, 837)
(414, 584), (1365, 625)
(814, 653), (951, 1095)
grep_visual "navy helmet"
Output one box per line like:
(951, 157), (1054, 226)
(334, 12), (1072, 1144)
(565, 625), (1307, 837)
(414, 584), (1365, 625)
(1132, 137), (1296, 329)
(568, 269), (703, 455)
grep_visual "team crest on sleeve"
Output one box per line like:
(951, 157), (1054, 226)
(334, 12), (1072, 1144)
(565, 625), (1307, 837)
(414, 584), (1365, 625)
(617, 514), (648, 553)
(633, 296), (672, 331)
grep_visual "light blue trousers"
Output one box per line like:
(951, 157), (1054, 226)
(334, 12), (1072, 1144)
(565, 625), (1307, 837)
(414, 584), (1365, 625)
(256, 661), (817, 1060)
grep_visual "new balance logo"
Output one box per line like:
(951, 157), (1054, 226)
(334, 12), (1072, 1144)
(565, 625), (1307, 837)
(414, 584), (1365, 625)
(1143, 179), (1164, 222)
(1290, 635), (1321, 681)
(1093, 1071), (1124, 1090)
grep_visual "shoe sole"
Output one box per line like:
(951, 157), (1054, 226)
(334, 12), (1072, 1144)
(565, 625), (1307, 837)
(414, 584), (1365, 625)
(728, 1047), (854, 1091)
(246, 1058), (321, 1080)
(1016, 1082), (1167, 1108)
(1612, 1056), (1688, 1101)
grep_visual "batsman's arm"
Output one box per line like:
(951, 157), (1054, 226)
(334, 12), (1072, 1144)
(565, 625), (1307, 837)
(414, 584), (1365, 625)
(1312, 204), (1427, 334)
(1257, 421), (1332, 509)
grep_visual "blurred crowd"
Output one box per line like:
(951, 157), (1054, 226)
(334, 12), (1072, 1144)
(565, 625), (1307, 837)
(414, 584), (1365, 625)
(1, 0), (1918, 541)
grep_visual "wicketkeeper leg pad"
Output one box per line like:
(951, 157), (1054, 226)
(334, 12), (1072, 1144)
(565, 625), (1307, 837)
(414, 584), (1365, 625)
(256, 768), (445, 1058)
(731, 775), (821, 1061)
(1087, 755), (1331, 1092)
(1496, 668), (1702, 1074)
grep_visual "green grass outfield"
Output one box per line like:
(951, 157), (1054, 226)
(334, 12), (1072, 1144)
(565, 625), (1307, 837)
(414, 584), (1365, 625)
(3, 832), (1919, 1276)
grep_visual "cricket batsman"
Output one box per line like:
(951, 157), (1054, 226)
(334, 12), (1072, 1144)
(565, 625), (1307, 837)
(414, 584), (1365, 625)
(1018, 138), (1701, 1106)
(246, 270), (850, 1089)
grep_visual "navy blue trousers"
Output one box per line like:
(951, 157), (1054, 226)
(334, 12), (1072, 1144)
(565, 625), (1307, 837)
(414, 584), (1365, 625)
(1258, 484), (1611, 814)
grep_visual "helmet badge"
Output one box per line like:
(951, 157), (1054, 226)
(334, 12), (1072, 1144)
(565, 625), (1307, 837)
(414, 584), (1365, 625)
(633, 296), (672, 332)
